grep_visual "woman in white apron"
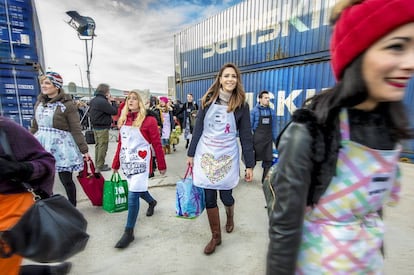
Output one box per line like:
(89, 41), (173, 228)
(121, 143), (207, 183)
(112, 91), (167, 249)
(187, 63), (255, 255)
(31, 72), (90, 207)
(267, 0), (414, 273)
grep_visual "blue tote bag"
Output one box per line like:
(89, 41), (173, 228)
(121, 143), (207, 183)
(176, 166), (205, 218)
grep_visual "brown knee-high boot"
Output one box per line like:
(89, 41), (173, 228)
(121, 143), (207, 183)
(204, 207), (221, 255)
(225, 204), (234, 233)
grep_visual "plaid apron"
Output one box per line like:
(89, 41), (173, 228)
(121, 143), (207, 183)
(297, 109), (401, 274)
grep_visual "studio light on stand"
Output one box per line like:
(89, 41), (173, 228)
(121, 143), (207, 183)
(66, 11), (96, 130)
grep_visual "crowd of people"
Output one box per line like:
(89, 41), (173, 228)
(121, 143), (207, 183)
(1, 0), (413, 274)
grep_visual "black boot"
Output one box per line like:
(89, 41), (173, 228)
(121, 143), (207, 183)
(146, 200), (157, 216)
(152, 156), (157, 170)
(20, 262), (72, 275)
(185, 139), (189, 149)
(115, 228), (134, 249)
(50, 262), (73, 275)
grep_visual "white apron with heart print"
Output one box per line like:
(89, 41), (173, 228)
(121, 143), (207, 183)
(119, 125), (150, 192)
(193, 102), (239, 190)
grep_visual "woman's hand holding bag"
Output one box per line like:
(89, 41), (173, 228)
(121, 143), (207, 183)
(175, 165), (205, 219)
(77, 159), (105, 206)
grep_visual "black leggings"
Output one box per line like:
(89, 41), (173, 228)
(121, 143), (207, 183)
(204, 189), (234, 209)
(58, 171), (77, 206)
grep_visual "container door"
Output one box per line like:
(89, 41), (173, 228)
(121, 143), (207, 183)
(0, 64), (40, 129)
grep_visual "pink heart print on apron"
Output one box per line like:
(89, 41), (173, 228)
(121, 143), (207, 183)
(200, 153), (232, 183)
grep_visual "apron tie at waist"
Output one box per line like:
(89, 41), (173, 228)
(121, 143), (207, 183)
(38, 127), (67, 134)
(308, 212), (380, 228)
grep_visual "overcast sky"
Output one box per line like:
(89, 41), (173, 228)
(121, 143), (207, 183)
(33, 0), (243, 94)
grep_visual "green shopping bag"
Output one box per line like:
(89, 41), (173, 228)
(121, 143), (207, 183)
(102, 173), (128, 213)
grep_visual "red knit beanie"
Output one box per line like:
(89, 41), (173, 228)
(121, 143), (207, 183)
(330, 0), (414, 80)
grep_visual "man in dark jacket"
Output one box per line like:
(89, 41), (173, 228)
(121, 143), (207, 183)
(178, 93), (198, 149)
(89, 84), (118, 171)
(250, 90), (277, 182)
(173, 99), (184, 128)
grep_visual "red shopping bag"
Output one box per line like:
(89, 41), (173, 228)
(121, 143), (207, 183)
(77, 160), (105, 206)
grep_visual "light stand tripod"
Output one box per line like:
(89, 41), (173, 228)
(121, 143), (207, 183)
(79, 105), (91, 130)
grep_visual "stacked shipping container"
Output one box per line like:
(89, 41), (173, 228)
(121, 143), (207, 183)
(174, 0), (414, 160)
(0, 0), (43, 128)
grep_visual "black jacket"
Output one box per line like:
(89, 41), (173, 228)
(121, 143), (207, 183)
(89, 94), (118, 129)
(180, 101), (198, 129)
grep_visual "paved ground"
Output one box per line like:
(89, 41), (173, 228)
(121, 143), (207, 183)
(24, 130), (414, 274)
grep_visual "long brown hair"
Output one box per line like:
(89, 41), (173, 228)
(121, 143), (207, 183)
(117, 91), (147, 128)
(200, 63), (246, 112)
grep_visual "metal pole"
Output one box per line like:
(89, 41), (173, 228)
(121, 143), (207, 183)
(84, 39), (93, 130)
(85, 39), (92, 100)
(75, 64), (84, 92)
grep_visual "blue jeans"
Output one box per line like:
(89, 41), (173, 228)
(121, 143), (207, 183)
(204, 188), (234, 209)
(125, 191), (155, 229)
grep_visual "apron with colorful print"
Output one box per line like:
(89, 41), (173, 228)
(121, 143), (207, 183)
(193, 102), (239, 190)
(119, 125), (151, 192)
(296, 108), (401, 274)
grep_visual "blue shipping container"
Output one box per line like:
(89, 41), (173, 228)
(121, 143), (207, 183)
(176, 60), (414, 157)
(0, 0), (42, 64)
(177, 58), (335, 133)
(174, 0), (414, 161)
(0, 63), (40, 129)
(174, 0), (336, 78)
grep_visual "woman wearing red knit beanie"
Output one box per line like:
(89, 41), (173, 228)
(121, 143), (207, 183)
(266, 0), (414, 274)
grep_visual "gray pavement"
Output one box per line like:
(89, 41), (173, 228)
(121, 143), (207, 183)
(24, 130), (414, 274)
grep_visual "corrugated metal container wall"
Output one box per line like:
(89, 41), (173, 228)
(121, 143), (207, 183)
(174, 0), (414, 160)
(0, 0), (40, 63)
(174, 0), (336, 78)
(0, 63), (40, 129)
(31, 0), (45, 69)
(178, 65), (414, 158)
(177, 60), (335, 134)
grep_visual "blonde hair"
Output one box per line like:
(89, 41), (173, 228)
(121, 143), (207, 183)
(38, 75), (64, 99)
(39, 75), (48, 83)
(201, 63), (246, 112)
(330, 0), (363, 24)
(117, 91), (147, 128)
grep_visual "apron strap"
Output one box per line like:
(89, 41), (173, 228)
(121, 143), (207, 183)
(339, 108), (350, 141)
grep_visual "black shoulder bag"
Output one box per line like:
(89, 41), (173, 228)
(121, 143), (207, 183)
(0, 129), (89, 263)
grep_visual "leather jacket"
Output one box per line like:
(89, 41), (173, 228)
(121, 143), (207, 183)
(266, 120), (313, 275)
(266, 107), (396, 275)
